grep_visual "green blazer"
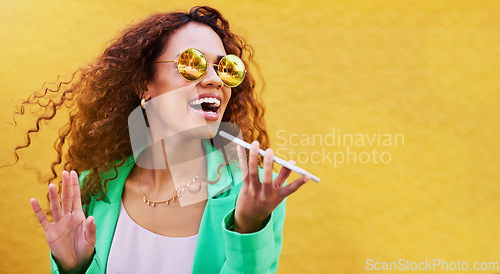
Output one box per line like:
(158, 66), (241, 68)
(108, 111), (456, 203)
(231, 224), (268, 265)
(50, 143), (286, 273)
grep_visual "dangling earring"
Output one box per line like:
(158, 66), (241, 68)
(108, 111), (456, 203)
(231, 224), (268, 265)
(141, 98), (147, 109)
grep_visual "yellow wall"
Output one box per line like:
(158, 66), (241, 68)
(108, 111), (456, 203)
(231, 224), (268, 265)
(1, 0), (499, 272)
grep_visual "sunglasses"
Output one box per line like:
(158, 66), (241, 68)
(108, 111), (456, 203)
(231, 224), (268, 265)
(155, 48), (246, 88)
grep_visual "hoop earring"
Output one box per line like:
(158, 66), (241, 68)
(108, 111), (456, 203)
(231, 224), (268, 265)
(141, 98), (147, 109)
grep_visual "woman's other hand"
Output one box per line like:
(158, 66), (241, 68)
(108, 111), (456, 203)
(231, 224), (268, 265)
(30, 170), (96, 272)
(234, 142), (310, 233)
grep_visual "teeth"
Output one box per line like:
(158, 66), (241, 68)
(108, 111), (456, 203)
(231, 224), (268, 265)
(189, 97), (220, 107)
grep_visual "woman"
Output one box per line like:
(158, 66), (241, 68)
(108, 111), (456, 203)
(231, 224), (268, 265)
(24, 6), (309, 273)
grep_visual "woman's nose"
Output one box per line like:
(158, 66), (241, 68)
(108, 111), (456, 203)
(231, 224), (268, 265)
(200, 65), (223, 88)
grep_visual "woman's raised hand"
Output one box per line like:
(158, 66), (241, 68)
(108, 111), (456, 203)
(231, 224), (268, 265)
(30, 170), (96, 272)
(234, 141), (310, 233)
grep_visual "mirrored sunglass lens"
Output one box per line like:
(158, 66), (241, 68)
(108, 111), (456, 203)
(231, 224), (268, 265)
(217, 55), (246, 87)
(177, 49), (207, 81)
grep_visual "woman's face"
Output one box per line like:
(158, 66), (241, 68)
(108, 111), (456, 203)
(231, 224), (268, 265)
(145, 22), (231, 140)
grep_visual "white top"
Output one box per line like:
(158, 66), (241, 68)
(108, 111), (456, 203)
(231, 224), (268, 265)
(106, 203), (198, 274)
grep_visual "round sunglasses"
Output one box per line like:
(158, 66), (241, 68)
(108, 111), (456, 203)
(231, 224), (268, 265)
(155, 48), (246, 88)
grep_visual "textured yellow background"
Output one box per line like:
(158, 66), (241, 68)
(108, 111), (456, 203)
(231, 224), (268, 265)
(1, 0), (499, 273)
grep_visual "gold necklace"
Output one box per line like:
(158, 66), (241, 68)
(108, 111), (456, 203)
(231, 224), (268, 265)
(137, 162), (205, 207)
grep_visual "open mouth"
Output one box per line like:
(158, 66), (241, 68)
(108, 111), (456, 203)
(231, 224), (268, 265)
(188, 97), (220, 114)
(188, 94), (221, 121)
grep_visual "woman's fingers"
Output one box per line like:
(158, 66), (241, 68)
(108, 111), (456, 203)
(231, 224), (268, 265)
(273, 160), (295, 188)
(262, 149), (274, 194)
(278, 176), (310, 198)
(31, 198), (50, 231)
(248, 141), (261, 188)
(70, 170), (83, 212)
(239, 141), (307, 202)
(61, 170), (72, 214)
(237, 145), (249, 184)
(48, 183), (62, 222)
(83, 216), (97, 247)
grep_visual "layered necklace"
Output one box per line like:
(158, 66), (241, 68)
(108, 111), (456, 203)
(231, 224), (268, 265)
(137, 161), (206, 207)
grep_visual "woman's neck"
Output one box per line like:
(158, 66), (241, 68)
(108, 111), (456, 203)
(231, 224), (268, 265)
(138, 137), (207, 193)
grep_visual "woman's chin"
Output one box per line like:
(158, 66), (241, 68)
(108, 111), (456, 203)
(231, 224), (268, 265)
(177, 121), (221, 140)
(206, 120), (222, 139)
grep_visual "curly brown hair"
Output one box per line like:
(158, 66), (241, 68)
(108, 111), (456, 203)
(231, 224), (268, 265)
(11, 6), (269, 211)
